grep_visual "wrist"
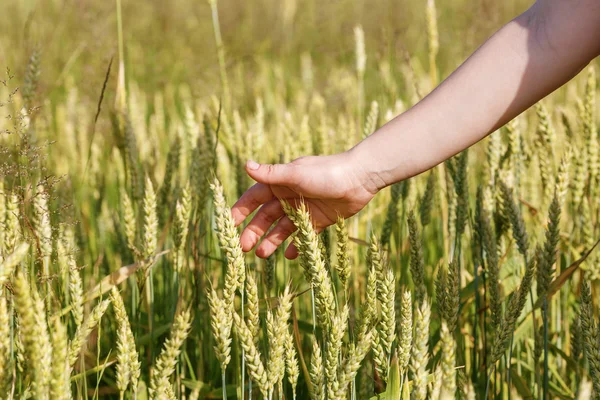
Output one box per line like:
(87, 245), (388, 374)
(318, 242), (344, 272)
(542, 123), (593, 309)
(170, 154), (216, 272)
(344, 145), (389, 195)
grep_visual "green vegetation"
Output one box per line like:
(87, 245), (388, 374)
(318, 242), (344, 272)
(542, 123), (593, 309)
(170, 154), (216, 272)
(0, 0), (598, 398)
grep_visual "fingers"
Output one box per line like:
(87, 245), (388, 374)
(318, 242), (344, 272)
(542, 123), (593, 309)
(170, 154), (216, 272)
(284, 242), (299, 259)
(255, 216), (297, 259)
(239, 200), (285, 252)
(246, 160), (298, 186)
(231, 183), (274, 226)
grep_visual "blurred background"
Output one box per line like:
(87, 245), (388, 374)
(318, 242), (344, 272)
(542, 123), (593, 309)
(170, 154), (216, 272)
(0, 0), (531, 107)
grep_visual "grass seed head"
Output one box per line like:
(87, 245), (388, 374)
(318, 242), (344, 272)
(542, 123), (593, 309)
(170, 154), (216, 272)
(335, 217), (351, 288)
(0, 296), (12, 395)
(207, 289), (233, 372)
(69, 298), (111, 366)
(233, 312), (269, 398)
(410, 296), (431, 400)
(149, 309), (192, 399)
(50, 318), (70, 400)
(408, 211), (426, 304)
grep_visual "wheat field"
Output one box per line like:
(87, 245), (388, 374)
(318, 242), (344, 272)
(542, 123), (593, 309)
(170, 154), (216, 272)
(0, 0), (599, 399)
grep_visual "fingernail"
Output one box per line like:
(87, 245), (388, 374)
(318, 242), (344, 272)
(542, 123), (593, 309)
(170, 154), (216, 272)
(247, 160), (260, 170)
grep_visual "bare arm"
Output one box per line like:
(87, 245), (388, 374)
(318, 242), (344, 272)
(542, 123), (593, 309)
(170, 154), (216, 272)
(353, 0), (600, 189)
(232, 0), (600, 259)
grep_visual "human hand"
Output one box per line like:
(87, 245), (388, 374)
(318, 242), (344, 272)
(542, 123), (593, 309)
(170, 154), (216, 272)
(231, 150), (380, 259)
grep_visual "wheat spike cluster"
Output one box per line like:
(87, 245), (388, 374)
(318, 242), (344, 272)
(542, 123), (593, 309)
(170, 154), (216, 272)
(0, 0), (598, 398)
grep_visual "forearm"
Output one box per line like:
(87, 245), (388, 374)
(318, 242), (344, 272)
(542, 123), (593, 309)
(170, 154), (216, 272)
(352, 0), (600, 190)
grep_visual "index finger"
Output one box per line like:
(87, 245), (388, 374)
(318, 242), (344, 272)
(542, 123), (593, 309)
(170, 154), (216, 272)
(231, 183), (274, 226)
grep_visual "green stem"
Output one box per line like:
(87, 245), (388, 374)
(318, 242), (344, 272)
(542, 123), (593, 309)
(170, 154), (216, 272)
(209, 0), (231, 110)
(507, 254), (530, 399)
(311, 286), (316, 334)
(485, 364), (495, 399)
(543, 298), (549, 400)
(241, 288), (246, 400)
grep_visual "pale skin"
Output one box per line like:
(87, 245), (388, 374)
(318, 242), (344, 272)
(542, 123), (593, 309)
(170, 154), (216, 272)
(231, 0), (600, 259)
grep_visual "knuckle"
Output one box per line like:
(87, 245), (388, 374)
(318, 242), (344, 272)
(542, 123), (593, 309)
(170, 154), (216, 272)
(264, 164), (276, 176)
(246, 224), (263, 239)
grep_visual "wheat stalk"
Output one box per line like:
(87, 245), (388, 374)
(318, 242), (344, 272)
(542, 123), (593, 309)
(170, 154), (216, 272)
(245, 272), (260, 343)
(425, 0), (439, 84)
(0, 182), (5, 255)
(363, 100), (379, 139)
(326, 304), (349, 397)
(499, 180), (529, 257)
(207, 288), (233, 372)
(579, 280), (600, 396)
(149, 309), (192, 400)
(379, 269), (396, 367)
(143, 176), (158, 260)
(111, 287), (141, 396)
(69, 259), (84, 328)
(173, 183), (192, 272)
(267, 286), (293, 390)
(398, 290), (413, 372)
(4, 194), (20, 255)
(50, 318), (70, 400)
(358, 264), (378, 341)
(68, 299), (111, 366)
(335, 329), (374, 399)
(121, 189), (138, 257)
(284, 329), (300, 399)
(283, 201), (335, 328)
(310, 338), (324, 400)
(419, 172), (436, 226)
(0, 242), (29, 286)
(408, 212), (426, 305)
(0, 295), (12, 396)
(33, 186), (52, 263)
(410, 297), (431, 400)
(491, 254), (535, 364)
(233, 312), (269, 398)
(211, 178), (245, 304)
(13, 272), (51, 399)
(335, 217), (350, 289)
(440, 322), (456, 396)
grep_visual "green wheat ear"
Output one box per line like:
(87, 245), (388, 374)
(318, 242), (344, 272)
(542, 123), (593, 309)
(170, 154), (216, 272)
(419, 172), (436, 227)
(149, 309), (192, 400)
(380, 183), (402, 248)
(536, 193), (561, 300)
(23, 46), (41, 112)
(579, 280), (600, 396)
(49, 318), (70, 400)
(284, 329), (299, 400)
(410, 296), (431, 400)
(398, 290), (413, 373)
(309, 337), (324, 400)
(499, 179), (529, 257)
(440, 322), (456, 396)
(13, 272), (51, 399)
(335, 217), (350, 288)
(407, 211), (426, 305)
(211, 177), (245, 303)
(491, 254), (536, 365)
(233, 312), (269, 398)
(111, 287), (140, 396)
(207, 288), (233, 373)
(68, 299), (111, 366)
(0, 296), (12, 396)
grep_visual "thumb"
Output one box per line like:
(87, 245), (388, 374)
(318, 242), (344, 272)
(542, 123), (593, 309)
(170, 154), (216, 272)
(246, 160), (297, 185)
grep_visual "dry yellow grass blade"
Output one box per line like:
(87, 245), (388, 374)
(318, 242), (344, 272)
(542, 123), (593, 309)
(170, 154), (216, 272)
(51, 250), (170, 320)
